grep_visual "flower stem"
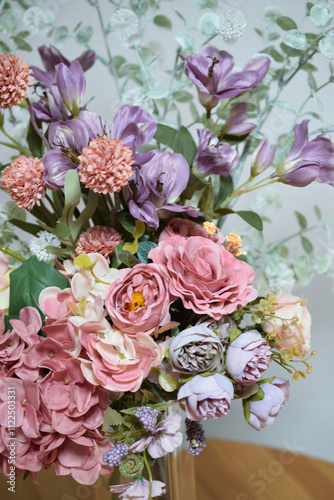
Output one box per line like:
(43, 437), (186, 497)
(0, 245), (26, 263)
(143, 450), (153, 500)
(0, 129), (31, 156)
(25, 98), (50, 151)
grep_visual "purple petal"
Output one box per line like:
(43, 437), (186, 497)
(48, 119), (89, 153)
(158, 204), (202, 219)
(112, 105), (157, 150)
(129, 200), (159, 229)
(243, 56), (271, 83)
(43, 150), (77, 189)
(77, 110), (107, 140)
(282, 160), (319, 187)
(216, 70), (259, 98)
(288, 120), (310, 160)
(69, 60), (86, 97)
(75, 50), (96, 71)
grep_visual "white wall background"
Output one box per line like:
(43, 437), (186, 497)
(1, 0), (334, 464)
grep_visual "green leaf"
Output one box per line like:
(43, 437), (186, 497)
(173, 90), (193, 103)
(11, 35), (32, 52)
(137, 240), (157, 264)
(102, 407), (124, 431)
(276, 16), (297, 31)
(268, 33), (280, 41)
(172, 7), (186, 24)
(111, 244), (124, 269)
(153, 14), (172, 30)
(76, 25), (93, 44)
(214, 175), (233, 211)
(174, 126), (197, 166)
(55, 222), (72, 239)
(301, 236), (313, 254)
(0, 40), (10, 52)
(248, 387), (265, 402)
(261, 46), (284, 63)
(236, 211), (263, 232)
(175, 32), (194, 51)
(195, 0), (218, 9)
(154, 124), (178, 149)
(314, 205), (322, 220)
(242, 399), (251, 423)
(116, 210), (136, 233)
(55, 26), (69, 46)
(158, 373), (178, 392)
(257, 376), (276, 385)
(319, 35), (334, 59)
(118, 250), (140, 268)
(229, 327), (242, 344)
(275, 100), (295, 112)
(180, 173), (206, 201)
(9, 219), (42, 236)
(198, 183), (214, 219)
(295, 211), (307, 229)
(118, 63), (141, 75)
(280, 42), (301, 57)
(283, 30), (307, 50)
(307, 72), (317, 90)
(310, 5), (333, 28)
(254, 28), (262, 38)
(197, 12), (218, 35)
(27, 119), (43, 157)
(306, 2), (315, 16)
(9, 256), (69, 315)
(112, 56), (127, 75)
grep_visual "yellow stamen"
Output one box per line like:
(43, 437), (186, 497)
(203, 221), (218, 235)
(225, 232), (247, 257)
(128, 291), (145, 312)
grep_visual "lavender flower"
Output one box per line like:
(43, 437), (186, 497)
(222, 102), (257, 137)
(56, 61), (86, 116)
(130, 412), (183, 459)
(248, 377), (290, 431)
(103, 444), (129, 467)
(194, 129), (239, 177)
(135, 406), (159, 432)
(251, 139), (276, 177)
(182, 45), (270, 112)
(185, 418), (206, 456)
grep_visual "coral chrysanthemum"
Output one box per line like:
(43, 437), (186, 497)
(1, 155), (46, 210)
(78, 136), (134, 194)
(75, 225), (124, 259)
(0, 53), (34, 109)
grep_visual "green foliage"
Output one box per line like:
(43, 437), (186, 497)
(173, 126), (197, 166)
(242, 399), (251, 423)
(55, 26), (69, 45)
(229, 327), (242, 344)
(198, 183), (214, 219)
(154, 124), (177, 149)
(310, 5), (333, 28)
(237, 211), (263, 232)
(319, 36), (334, 59)
(76, 26), (93, 44)
(118, 250), (140, 268)
(295, 211), (307, 229)
(153, 15), (172, 30)
(27, 119), (43, 157)
(116, 211), (136, 234)
(301, 236), (313, 254)
(175, 32), (194, 51)
(283, 30), (307, 51)
(276, 16), (297, 31)
(137, 240), (157, 264)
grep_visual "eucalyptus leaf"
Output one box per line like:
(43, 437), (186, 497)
(261, 46), (284, 63)
(276, 16), (297, 31)
(295, 211), (307, 229)
(118, 63), (141, 75)
(257, 376), (276, 385)
(310, 5), (333, 28)
(173, 90), (193, 102)
(55, 26), (69, 46)
(118, 250), (140, 268)
(283, 30), (307, 51)
(197, 12), (219, 35)
(116, 210), (136, 233)
(175, 32), (194, 51)
(76, 25), (93, 44)
(314, 205), (322, 220)
(153, 14), (172, 30)
(55, 222), (72, 239)
(195, 0), (217, 8)
(275, 100), (295, 112)
(307, 72), (317, 90)
(172, 7), (186, 24)
(319, 35), (334, 59)
(0, 8), (20, 34)
(11, 35), (32, 51)
(301, 236), (313, 254)
(237, 211), (263, 232)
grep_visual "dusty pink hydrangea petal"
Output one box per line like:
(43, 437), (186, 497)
(0, 53), (33, 109)
(0, 156), (46, 210)
(78, 136), (134, 194)
(75, 225), (123, 260)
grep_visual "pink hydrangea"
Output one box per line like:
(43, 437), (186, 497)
(149, 235), (257, 320)
(105, 263), (172, 336)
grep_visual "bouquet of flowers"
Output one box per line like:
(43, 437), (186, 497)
(0, 0), (332, 498)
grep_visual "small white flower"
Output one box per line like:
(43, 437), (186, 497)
(0, 202), (26, 222)
(121, 87), (153, 112)
(22, 7), (55, 35)
(108, 9), (139, 42)
(29, 231), (61, 263)
(214, 9), (247, 44)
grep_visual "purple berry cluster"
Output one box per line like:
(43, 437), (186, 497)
(103, 443), (129, 467)
(185, 418), (206, 456)
(135, 406), (159, 432)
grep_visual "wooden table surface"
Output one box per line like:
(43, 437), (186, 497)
(1, 439), (334, 500)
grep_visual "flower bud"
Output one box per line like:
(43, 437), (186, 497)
(56, 61), (86, 117)
(251, 139), (276, 177)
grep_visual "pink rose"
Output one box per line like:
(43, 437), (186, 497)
(261, 293), (311, 356)
(105, 263), (172, 336)
(248, 377), (290, 430)
(149, 236), (257, 320)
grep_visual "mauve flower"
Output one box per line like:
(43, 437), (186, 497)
(169, 323), (224, 373)
(110, 479), (166, 499)
(130, 412), (183, 459)
(225, 330), (271, 385)
(78, 136), (134, 194)
(0, 53), (34, 109)
(248, 377), (290, 430)
(31, 45), (96, 89)
(261, 293), (311, 356)
(251, 139), (276, 177)
(178, 373), (234, 421)
(159, 218), (225, 245)
(1, 156), (46, 210)
(75, 226), (123, 260)
(56, 61), (86, 116)
(222, 102), (257, 136)
(194, 129), (239, 177)
(277, 120), (334, 187)
(183, 45), (270, 111)
(105, 263), (172, 336)
(112, 105), (157, 153)
(149, 236), (257, 320)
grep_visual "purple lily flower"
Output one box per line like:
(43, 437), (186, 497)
(194, 129), (239, 177)
(127, 151), (201, 228)
(31, 45), (96, 88)
(112, 105), (157, 153)
(183, 45), (270, 111)
(56, 61), (86, 116)
(32, 85), (69, 123)
(277, 120), (334, 187)
(43, 119), (90, 188)
(222, 102), (257, 136)
(251, 139), (276, 177)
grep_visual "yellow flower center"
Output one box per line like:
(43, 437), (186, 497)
(225, 232), (247, 257)
(128, 291), (145, 312)
(203, 221), (218, 235)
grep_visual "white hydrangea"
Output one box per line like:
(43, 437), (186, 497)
(29, 231), (61, 263)
(121, 87), (153, 112)
(22, 7), (55, 35)
(214, 9), (247, 44)
(0, 201), (26, 222)
(265, 261), (296, 294)
(108, 9), (139, 43)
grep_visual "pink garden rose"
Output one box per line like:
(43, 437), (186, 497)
(177, 373), (234, 421)
(261, 293), (311, 356)
(149, 236), (257, 320)
(225, 330), (271, 385)
(105, 263), (172, 336)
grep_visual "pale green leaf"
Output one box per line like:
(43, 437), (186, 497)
(158, 373), (178, 392)
(153, 14), (172, 30)
(319, 35), (334, 59)
(310, 5), (333, 28)
(283, 30), (307, 50)
(197, 12), (219, 35)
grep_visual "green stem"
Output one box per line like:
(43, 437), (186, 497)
(212, 100), (231, 133)
(143, 450), (153, 500)
(0, 245), (26, 263)
(0, 130), (31, 156)
(26, 98), (50, 151)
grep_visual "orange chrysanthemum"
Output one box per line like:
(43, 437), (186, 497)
(1, 155), (46, 210)
(76, 226), (124, 259)
(0, 53), (34, 109)
(78, 136), (134, 194)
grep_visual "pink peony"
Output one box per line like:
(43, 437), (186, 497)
(225, 330), (271, 385)
(261, 293), (311, 356)
(149, 236), (257, 320)
(0, 53), (33, 109)
(79, 326), (162, 392)
(105, 263), (172, 336)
